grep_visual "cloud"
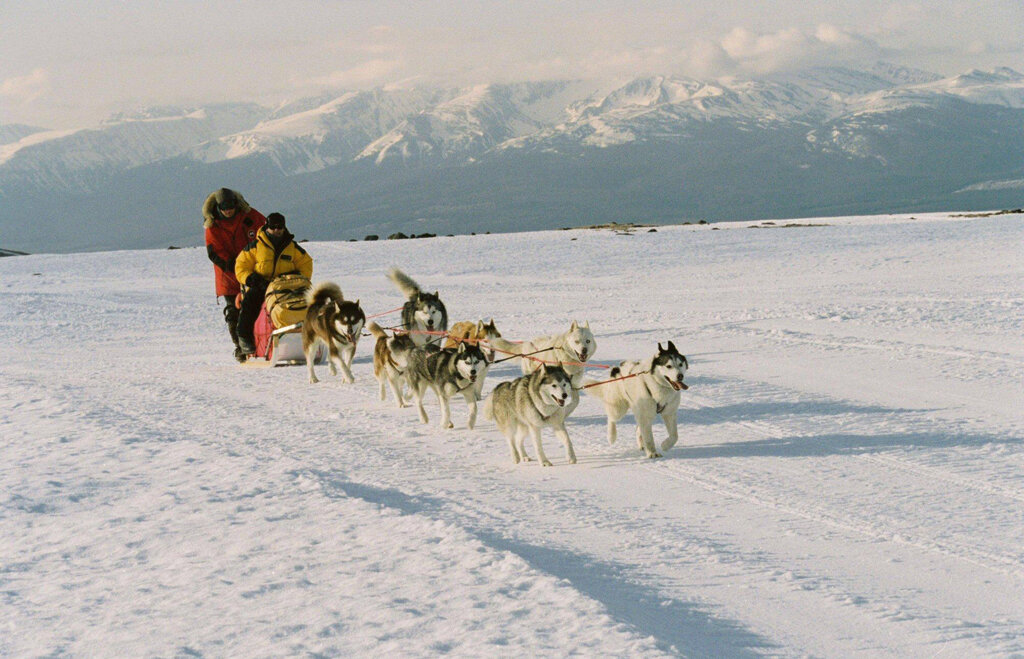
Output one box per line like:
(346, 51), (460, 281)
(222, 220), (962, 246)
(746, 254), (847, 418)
(306, 59), (403, 88)
(716, 24), (884, 74)
(0, 68), (50, 103)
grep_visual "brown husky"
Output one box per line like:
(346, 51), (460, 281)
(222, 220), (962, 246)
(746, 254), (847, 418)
(301, 282), (365, 384)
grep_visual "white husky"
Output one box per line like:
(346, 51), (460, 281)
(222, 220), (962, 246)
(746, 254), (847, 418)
(583, 341), (688, 458)
(490, 320), (595, 417)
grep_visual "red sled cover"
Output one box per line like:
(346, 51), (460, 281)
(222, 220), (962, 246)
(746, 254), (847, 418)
(253, 304), (274, 360)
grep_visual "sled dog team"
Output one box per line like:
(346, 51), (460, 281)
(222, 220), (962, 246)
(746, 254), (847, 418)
(298, 268), (689, 466)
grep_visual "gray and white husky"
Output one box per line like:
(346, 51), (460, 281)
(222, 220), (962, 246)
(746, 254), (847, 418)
(406, 342), (490, 429)
(483, 364), (577, 466)
(489, 320), (596, 417)
(301, 282), (365, 385)
(386, 267), (448, 347)
(368, 321), (417, 408)
(583, 341), (688, 458)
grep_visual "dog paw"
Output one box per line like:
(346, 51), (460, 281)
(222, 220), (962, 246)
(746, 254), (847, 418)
(309, 377), (319, 384)
(541, 459), (554, 467)
(444, 421), (454, 429)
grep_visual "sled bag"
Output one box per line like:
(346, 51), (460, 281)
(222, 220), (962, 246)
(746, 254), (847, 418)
(265, 273), (311, 328)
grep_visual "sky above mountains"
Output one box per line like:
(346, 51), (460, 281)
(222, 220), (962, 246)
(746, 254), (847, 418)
(2, 0), (1023, 129)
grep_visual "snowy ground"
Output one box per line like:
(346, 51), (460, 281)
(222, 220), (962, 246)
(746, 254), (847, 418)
(1, 212), (1022, 657)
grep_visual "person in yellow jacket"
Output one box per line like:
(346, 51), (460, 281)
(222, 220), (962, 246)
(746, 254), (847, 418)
(234, 212), (313, 355)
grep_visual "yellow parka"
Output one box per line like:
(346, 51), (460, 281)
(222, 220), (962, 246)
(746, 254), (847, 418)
(235, 228), (313, 291)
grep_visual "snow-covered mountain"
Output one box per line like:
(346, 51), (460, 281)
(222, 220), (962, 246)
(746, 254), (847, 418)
(2, 64), (1023, 253)
(189, 89), (445, 175)
(0, 104), (268, 193)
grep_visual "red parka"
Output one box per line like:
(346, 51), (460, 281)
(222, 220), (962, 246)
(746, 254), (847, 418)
(203, 192), (266, 296)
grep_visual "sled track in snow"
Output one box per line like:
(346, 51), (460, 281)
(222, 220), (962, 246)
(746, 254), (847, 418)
(725, 322), (1024, 367)
(658, 391), (1024, 579)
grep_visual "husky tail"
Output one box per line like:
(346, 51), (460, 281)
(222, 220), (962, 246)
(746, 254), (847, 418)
(367, 321), (388, 340)
(307, 281), (344, 307)
(386, 268), (421, 300)
(486, 336), (521, 358)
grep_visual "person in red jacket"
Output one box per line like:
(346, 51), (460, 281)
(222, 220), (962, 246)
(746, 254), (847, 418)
(203, 187), (266, 362)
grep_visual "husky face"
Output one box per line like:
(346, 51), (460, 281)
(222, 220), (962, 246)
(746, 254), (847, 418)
(653, 341), (688, 391)
(414, 293), (445, 330)
(333, 300), (366, 343)
(454, 342), (487, 383)
(479, 318), (501, 361)
(480, 319), (501, 339)
(538, 365), (573, 407)
(565, 320), (596, 362)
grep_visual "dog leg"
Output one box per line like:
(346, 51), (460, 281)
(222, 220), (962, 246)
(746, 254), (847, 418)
(514, 426), (532, 462)
(465, 391), (478, 429)
(338, 345), (355, 383)
(438, 391), (454, 429)
(660, 408), (680, 452)
(388, 375), (407, 408)
(530, 426), (553, 467)
(413, 384), (429, 424)
(636, 414), (660, 458)
(606, 414), (618, 445)
(504, 427), (521, 464)
(306, 346), (320, 384)
(553, 423), (577, 464)
(377, 373), (387, 401)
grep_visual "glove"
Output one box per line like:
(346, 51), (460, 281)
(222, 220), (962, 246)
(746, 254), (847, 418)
(245, 272), (265, 287)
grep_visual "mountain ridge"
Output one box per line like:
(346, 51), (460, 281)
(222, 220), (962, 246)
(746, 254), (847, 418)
(2, 64), (1023, 253)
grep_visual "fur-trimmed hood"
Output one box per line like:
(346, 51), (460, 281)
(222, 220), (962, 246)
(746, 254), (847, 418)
(202, 190), (253, 228)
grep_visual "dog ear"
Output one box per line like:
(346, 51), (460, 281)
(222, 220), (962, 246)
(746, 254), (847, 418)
(667, 340), (677, 353)
(570, 320), (579, 331)
(457, 341), (466, 353)
(682, 355), (689, 368)
(658, 342), (665, 352)
(584, 320), (591, 329)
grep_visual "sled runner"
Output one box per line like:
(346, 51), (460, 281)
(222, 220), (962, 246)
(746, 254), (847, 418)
(244, 275), (327, 368)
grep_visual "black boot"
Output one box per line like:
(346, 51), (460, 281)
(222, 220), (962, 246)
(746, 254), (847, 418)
(224, 296), (247, 361)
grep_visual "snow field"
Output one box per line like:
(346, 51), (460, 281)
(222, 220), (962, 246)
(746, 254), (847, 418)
(1, 212), (1022, 657)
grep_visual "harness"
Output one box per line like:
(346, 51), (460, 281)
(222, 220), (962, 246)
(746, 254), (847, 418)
(642, 377), (668, 414)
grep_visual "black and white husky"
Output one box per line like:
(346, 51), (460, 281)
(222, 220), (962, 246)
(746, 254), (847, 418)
(483, 364), (577, 466)
(406, 342), (490, 429)
(386, 268), (448, 346)
(301, 282), (365, 384)
(583, 341), (688, 458)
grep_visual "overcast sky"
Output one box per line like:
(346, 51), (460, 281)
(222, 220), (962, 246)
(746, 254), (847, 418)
(3, 0), (1023, 129)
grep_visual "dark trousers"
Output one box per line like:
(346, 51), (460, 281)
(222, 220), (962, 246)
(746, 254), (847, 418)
(222, 295), (240, 348)
(236, 277), (269, 346)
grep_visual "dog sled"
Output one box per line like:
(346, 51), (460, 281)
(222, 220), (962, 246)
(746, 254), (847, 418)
(244, 274), (327, 368)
